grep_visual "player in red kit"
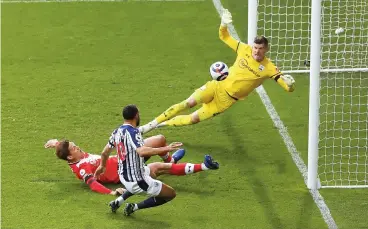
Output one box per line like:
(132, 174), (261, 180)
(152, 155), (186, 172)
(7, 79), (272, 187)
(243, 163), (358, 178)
(45, 134), (219, 196)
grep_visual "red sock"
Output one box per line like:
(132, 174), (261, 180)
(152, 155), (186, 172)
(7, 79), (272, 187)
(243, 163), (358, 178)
(169, 163), (202, 176)
(164, 155), (172, 163)
(159, 152), (172, 163)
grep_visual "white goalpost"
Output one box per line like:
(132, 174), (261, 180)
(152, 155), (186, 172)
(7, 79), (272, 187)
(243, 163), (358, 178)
(249, 0), (368, 189)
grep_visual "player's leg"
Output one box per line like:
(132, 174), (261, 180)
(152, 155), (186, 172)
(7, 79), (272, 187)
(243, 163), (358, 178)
(109, 179), (139, 213)
(110, 167), (151, 213)
(143, 135), (185, 163)
(124, 182), (176, 216)
(139, 81), (216, 133)
(162, 85), (238, 127)
(157, 83), (222, 127)
(148, 154), (220, 178)
(161, 98), (219, 127)
(109, 190), (135, 213)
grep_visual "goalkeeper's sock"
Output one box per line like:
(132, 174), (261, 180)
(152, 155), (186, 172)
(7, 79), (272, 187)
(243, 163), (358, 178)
(164, 115), (193, 127)
(155, 100), (190, 123)
(139, 119), (158, 134)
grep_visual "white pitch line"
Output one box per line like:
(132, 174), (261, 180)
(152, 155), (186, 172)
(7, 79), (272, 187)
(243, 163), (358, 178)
(212, 0), (338, 228)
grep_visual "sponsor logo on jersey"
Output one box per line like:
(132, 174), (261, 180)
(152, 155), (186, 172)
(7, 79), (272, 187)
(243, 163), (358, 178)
(259, 65), (265, 71)
(239, 58), (261, 78)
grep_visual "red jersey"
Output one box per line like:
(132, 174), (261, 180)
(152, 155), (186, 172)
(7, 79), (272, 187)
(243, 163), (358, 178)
(68, 152), (120, 194)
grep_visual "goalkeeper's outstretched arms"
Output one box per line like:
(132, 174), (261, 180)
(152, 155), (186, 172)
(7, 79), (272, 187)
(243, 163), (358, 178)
(219, 9), (240, 52)
(270, 73), (296, 92)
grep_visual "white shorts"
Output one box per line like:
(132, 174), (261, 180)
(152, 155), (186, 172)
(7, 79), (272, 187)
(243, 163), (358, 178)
(120, 166), (163, 197)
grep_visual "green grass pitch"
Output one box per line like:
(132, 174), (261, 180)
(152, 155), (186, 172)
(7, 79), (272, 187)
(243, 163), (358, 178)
(2, 0), (367, 228)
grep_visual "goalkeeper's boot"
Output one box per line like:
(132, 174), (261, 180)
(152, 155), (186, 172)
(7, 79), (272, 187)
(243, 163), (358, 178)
(204, 155), (220, 170)
(124, 203), (135, 216)
(109, 200), (120, 213)
(172, 149), (185, 163)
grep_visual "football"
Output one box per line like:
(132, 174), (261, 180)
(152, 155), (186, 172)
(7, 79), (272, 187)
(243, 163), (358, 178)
(210, 61), (229, 81)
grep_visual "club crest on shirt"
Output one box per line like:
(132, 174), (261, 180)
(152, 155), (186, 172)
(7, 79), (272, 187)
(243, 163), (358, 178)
(259, 65), (265, 71)
(239, 58), (249, 69)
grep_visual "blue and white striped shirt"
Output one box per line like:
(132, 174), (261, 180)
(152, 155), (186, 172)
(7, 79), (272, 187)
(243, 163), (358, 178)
(107, 124), (145, 182)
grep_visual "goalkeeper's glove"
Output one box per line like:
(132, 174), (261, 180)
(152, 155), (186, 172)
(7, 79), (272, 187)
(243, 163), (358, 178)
(221, 9), (233, 26)
(281, 74), (295, 91)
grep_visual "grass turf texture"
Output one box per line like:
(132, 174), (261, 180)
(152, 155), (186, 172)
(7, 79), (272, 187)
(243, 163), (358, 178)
(2, 0), (367, 228)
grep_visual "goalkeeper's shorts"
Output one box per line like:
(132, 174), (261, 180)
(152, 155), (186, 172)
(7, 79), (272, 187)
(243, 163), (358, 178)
(191, 80), (237, 121)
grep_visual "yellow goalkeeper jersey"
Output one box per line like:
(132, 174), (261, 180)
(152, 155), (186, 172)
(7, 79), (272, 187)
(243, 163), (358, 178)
(219, 25), (287, 100)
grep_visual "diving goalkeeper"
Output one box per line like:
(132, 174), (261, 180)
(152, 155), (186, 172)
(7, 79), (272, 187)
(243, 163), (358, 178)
(139, 9), (295, 134)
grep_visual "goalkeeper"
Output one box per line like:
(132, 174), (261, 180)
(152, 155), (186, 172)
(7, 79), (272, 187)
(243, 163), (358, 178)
(139, 9), (295, 134)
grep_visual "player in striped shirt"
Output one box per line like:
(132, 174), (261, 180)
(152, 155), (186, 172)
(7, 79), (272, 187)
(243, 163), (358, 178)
(46, 135), (218, 196)
(44, 135), (218, 196)
(94, 104), (219, 216)
(45, 135), (183, 195)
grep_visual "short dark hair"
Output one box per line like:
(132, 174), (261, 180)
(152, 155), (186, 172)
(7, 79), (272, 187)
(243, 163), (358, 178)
(56, 140), (70, 161)
(122, 104), (139, 120)
(254, 36), (269, 48)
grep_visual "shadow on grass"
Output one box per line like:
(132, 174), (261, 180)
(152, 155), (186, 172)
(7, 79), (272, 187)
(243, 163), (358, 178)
(85, 213), (172, 229)
(296, 191), (314, 229)
(220, 113), (285, 229)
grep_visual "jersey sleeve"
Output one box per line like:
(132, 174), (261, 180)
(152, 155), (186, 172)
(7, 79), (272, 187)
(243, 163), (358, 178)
(269, 65), (283, 81)
(219, 25), (249, 53)
(107, 129), (117, 149)
(75, 164), (94, 182)
(86, 179), (112, 194)
(268, 64), (293, 92)
(76, 164), (112, 194)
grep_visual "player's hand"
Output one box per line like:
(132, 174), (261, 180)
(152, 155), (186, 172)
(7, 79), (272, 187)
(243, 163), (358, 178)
(221, 9), (233, 26)
(110, 187), (126, 196)
(116, 188), (126, 196)
(44, 139), (59, 148)
(94, 165), (106, 178)
(281, 74), (295, 91)
(167, 142), (183, 151)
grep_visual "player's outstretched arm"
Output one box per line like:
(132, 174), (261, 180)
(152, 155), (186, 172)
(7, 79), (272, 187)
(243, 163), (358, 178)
(219, 9), (240, 52)
(94, 144), (113, 178)
(137, 142), (183, 157)
(83, 173), (124, 195)
(271, 73), (296, 92)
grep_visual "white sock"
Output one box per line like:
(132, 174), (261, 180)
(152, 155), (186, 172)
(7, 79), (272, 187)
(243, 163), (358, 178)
(201, 163), (209, 170)
(157, 121), (167, 128)
(149, 120), (158, 127)
(139, 120), (158, 133)
(116, 196), (124, 206)
(184, 163), (195, 174)
(133, 204), (139, 211)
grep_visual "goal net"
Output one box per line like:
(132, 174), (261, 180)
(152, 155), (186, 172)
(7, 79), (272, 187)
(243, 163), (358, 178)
(256, 0), (368, 188)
